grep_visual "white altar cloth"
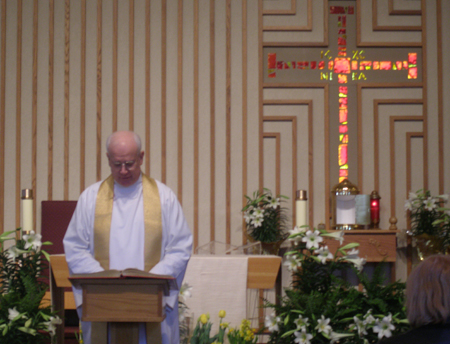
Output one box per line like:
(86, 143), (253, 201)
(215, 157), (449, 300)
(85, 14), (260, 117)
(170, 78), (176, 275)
(183, 255), (249, 332)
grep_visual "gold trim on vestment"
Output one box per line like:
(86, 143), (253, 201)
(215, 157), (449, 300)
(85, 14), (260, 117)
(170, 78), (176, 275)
(93, 174), (162, 272)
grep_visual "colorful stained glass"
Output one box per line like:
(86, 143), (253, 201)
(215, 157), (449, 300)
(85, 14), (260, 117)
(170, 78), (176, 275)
(339, 125), (348, 133)
(338, 29), (346, 34)
(339, 110), (348, 122)
(277, 61), (283, 70)
(360, 61), (372, 70)
(380, 61), (392, 70)
(339, 97), (348, 105)
(339, 144), (348, 165)
(373, 61), (380, 70)
(334, 58), (351, 73)
(268, 53), (276, 69)
(338, 74), (348, 83)
(408, 67), (418, 79)
(328, 61), (334, 70)
(311, 61), (317, 69)
(268, 70), (276, 78)
(341, 134), (349, 143)
(319, 61), (325, 69)
(338, 37), (347, 46)
(352, 61), (358, 70)
(339, 86), (348, 95)
(331, 6), (346, 14)
(408, 53), (417, 65)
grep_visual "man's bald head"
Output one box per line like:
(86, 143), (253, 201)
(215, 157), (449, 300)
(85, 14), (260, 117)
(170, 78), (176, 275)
(106, 131), (142, 155)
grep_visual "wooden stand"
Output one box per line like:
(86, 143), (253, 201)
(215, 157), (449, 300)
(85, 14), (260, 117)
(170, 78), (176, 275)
(69, 274), (172, 344)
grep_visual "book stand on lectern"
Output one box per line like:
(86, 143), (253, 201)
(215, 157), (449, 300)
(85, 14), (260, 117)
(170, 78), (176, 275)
(69, 275), (172, 344)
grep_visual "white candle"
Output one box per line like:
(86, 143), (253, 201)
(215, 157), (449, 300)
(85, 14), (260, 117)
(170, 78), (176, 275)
(296, 190), (308, 228)
(21, 189), (33, 236)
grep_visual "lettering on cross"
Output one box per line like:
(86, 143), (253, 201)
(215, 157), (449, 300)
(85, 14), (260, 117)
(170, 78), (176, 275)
(263, 1), (422, 184)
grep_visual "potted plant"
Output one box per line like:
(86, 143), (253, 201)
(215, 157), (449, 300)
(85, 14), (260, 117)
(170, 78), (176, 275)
(405, 189), (450, 259)
(242, 188), (289, 255)
(0, 229), (62, 344)
(264, 227), (409, 344)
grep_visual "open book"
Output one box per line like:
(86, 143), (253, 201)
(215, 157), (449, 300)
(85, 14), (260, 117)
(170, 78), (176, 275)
(69, 269), (177, 289)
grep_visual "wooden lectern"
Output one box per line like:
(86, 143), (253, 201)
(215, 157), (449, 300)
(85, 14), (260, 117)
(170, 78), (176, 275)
(69, 273), (174, 344)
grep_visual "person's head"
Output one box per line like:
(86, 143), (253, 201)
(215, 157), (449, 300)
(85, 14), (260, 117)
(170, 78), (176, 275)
(106, 131), (144, 187)
(406, 254), (450, 327)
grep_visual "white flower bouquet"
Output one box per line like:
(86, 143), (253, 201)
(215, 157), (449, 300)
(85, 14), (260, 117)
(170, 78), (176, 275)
(405, 189), (450, 255)
(0, 229), (62, 344)
(264, 227), (409, 344)
(242, 188), (289, 244)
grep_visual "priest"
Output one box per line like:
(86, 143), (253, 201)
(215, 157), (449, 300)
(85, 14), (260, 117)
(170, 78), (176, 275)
(63, 131), (193, 344)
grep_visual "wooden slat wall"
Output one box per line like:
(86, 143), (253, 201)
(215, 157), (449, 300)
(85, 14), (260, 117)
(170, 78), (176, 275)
(0, 0), (448, 280)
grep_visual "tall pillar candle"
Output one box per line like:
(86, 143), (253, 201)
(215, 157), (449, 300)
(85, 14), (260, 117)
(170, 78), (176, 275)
(296, 190), (308, 228)
(21, 189), (33, 236)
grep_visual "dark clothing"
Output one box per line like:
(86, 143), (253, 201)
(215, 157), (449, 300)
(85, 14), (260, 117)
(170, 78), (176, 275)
(378, 323), (450, 344)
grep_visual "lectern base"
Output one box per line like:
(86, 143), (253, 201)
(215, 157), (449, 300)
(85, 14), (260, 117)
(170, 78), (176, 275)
(91, 321), (162, 344)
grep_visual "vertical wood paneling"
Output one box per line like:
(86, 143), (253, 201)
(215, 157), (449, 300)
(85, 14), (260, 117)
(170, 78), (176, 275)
(48, 0), (54, 199)
(64, 0), (70, 200)
(112, 0), (117, 131)
(0, 0), (5, 233)
(241, 0), (247, 243)
(15, 0), (22, 226)
(32, 0), (38, 226)
(258, 0), (263, 192)
(129, 0), (134, 130)
(437, 0), (443, 193)
(96, 0), (102, 181)
(193, 0), (199, 240)
(144, 0), (150, 174)
(225, 0), (231, 244)
(421, 0), (428, 190)
(80, 0), (86, 192)
(177, 0), (183, 200)
(209, 0), (215, 246)
(161, 0), (166, 183)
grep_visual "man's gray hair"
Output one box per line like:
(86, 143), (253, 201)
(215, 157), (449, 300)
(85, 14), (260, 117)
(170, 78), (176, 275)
(106, 131), (142, 154)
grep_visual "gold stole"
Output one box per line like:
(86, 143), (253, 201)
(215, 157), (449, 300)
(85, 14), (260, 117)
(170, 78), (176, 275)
(93, 174), (162, 271)
(93, 174), (163, 342)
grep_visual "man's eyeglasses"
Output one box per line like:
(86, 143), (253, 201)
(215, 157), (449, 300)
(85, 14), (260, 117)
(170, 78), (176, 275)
(111, 160), (137, 170)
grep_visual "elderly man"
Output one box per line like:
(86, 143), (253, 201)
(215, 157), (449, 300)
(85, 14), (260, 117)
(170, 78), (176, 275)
(63, 131), (192, 344)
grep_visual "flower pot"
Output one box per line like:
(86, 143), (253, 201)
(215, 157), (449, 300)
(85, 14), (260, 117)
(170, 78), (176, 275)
(414, 234), (447, 260)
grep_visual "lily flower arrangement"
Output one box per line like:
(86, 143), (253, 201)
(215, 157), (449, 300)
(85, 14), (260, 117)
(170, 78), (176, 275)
(0, 229), (62, 344)
(242, 188), (289, 244)
(264, 226), (409, 344)
(405, 189), (450, 255)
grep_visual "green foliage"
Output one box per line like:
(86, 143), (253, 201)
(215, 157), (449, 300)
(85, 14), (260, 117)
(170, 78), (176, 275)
(265, 228), (410, 344)
(405, 189), (450, 252)
(242, 188), (289, 243)
(0, 229), (61, 344)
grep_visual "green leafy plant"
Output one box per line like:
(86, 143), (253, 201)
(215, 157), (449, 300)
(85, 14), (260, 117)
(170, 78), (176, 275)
(0, 229), (62, 344)
(405, 189), (450, 255)
(242, 188), (289, 243)
(264, 227), (409, 344)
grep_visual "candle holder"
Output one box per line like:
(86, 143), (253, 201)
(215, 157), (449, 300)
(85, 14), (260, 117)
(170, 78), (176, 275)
(370, 190), (381, 229)
(331, 179), (359, 230)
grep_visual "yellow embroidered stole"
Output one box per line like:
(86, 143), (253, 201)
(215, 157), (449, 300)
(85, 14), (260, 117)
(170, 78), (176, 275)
(93, 174), (162, 272)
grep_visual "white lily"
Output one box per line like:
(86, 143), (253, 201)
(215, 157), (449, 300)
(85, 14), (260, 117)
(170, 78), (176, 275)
(314, 246), (333, 264)
(353, 316), (367, 336)
(345, 248), (359, 259)
(8, 307), (21, 321)
(251, 217), (263, 228)
(294, 315), (309, 331)
(268, 197), (281, 209)
(284, 255), (301, 272)
(253, 207), (265, 218)
(43, 316), (62, 336)
(5, 246), (26, 261)
(423, 197), (437, 211)
(288, 226), (306, 243)
(373, 314), (395, 339)
(330, 331), (354, 344)
(315, 315), (332, 335)
(294, 330), (313, 344)
(23, 230), (42, 251)
(321, 230), (345, 245)
(179, 283), (193, 303)
(265, 312), (281, 332)
(302, 230), (323, 249)
(346, 257), (366, 272)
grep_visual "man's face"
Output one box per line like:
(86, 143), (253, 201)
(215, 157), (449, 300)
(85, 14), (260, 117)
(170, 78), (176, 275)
(107, 142), (144, 187)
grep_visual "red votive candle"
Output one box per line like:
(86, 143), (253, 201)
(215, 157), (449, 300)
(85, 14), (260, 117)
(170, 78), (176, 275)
(370, 190), (381, 228)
